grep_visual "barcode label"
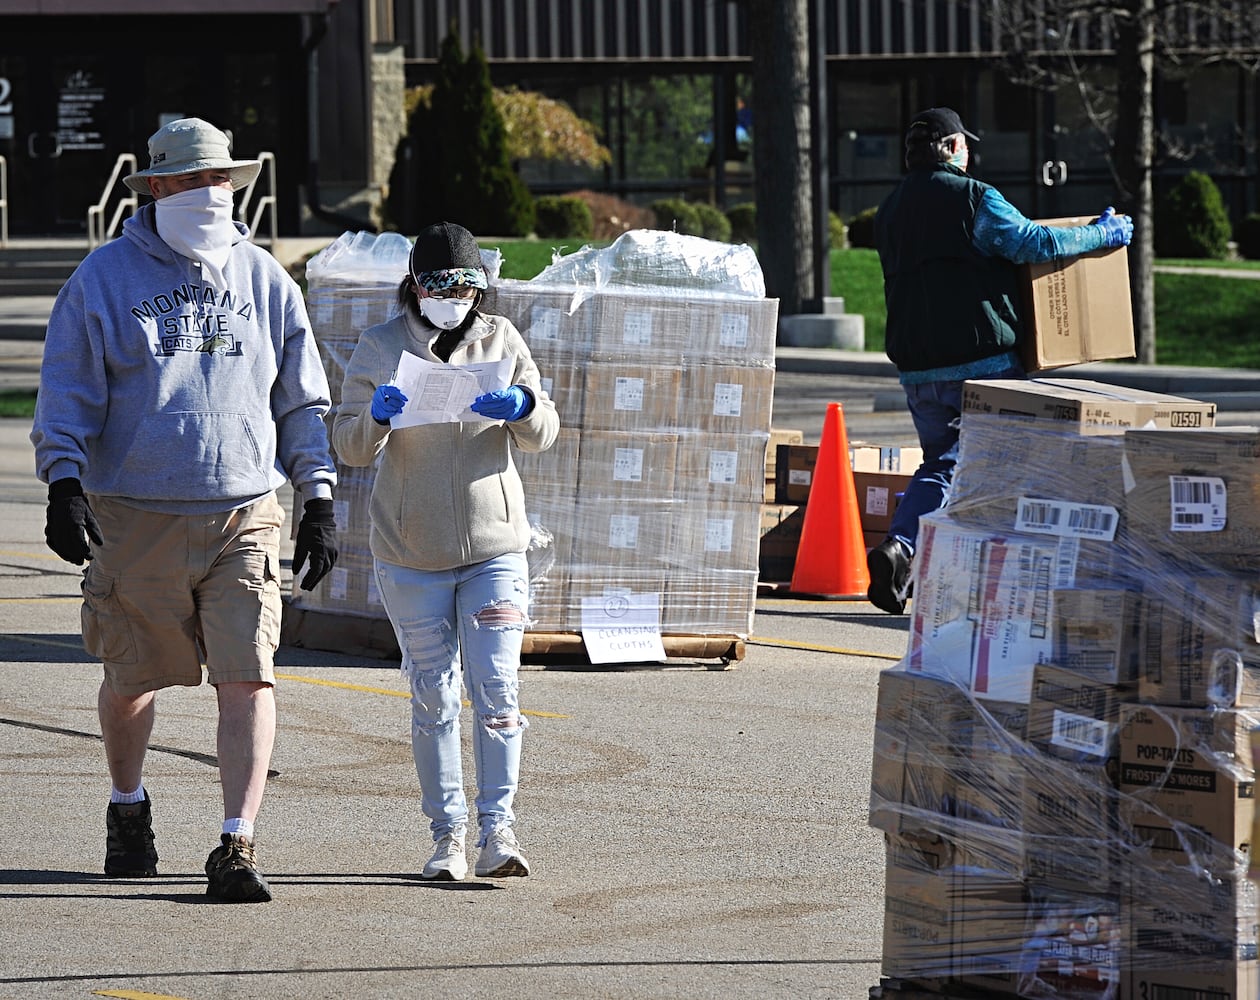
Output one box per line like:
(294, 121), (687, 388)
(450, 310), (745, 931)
(1168, 475), (1226, 532)
(1015, 498), (1119, 540)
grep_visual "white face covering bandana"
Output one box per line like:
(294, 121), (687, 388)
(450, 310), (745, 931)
(154, 186), (237, 288)
(419, 296), (475, 330)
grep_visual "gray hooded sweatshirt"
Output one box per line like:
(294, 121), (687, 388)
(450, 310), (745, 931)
(31, 204), (336, 514)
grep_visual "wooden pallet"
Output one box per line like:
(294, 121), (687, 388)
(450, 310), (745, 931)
(521, 631), (744, 667)
(281, 603), (744, 667)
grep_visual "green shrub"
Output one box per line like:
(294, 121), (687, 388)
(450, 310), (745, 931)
(847, 206), (880, 249)
(1235, 213), (1260, 260)
(650, 198), (702, 236)
(726, 202), (757, 243)
(1155, 170), (1232, 259)
(829, 211), (847, 249)
(693, 203), (733, 242)
(534, 195), (593, 239)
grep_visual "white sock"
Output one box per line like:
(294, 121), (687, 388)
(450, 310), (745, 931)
(222, 817), (254, 840)
(110, 785), (146, 805)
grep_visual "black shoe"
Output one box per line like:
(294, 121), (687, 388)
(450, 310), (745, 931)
(205, 833), (272, 903)
(104, 793), (159, 877)
(867, 539), (912, 615)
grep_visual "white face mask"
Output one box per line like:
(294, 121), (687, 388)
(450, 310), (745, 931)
(154, 186), (237, 287)
(420, 296), (475, 330)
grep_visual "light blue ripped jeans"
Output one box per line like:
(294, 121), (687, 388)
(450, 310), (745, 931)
(374, 552), (530, 844)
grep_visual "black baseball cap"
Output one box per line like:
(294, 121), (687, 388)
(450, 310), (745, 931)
(906, 107), (979, 142)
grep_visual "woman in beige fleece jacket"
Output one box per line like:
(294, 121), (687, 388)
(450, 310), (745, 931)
(333, 222), (559, 883)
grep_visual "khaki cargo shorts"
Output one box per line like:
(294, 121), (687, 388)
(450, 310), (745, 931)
(81, 493), (285, 695)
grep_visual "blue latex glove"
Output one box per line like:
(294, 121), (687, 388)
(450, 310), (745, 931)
(1093, 206), (1133, 248)
(471, 386), (532, 422)
(371, 383), (407, 425)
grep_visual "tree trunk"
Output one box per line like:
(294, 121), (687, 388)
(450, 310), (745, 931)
(1113, 0), (1157, 363)
(747, 0), (814, 322)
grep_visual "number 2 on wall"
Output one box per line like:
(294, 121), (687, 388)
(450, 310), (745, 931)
(0, 78), (12, 114)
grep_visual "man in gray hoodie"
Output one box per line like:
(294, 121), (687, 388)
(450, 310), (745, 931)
(30, 117), (338, 903)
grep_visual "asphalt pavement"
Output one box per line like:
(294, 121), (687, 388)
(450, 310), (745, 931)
(5, 292), (1260, 999)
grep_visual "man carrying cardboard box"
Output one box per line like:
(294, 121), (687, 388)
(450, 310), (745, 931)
(867, 106), (1133, 615)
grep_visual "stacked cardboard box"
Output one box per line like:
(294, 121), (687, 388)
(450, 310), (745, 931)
(869, 377), (1260, 999)
(485, 233), (778, 637)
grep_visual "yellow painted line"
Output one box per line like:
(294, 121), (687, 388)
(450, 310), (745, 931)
(747, 635), (902, 661)
(0, 548), (66, 562)
(274, 671), (568, 719)
(94, 991), (193, 1000)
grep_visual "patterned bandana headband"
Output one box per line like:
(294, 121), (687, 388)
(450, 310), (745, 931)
(413, 266), (488, 293)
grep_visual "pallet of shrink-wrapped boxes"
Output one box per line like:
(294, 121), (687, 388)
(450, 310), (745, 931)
(484, 229), (779, 665)
(869, 375), (1260, 1000)
(281, 229), (778, 666)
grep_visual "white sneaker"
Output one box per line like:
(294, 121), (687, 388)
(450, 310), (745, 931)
(475, 825), (530, 878)
(420, 828), (467, 882)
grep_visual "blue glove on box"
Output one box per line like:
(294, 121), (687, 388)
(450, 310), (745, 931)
(471, 386), (532, 422)
(1094, 206), (1133, 248)
(371, 384), (407, 425)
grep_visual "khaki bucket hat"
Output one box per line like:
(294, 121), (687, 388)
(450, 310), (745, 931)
(124, 118), (261, 194)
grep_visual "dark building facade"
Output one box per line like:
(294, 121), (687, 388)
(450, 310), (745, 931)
(2, 0), (1257, 238)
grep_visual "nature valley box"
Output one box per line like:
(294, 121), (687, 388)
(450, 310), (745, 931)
(1020, 216), (1135, 373)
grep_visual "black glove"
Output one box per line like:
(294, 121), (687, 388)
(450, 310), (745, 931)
(45, 478), (103, 565)
(293, 497), (338, 591)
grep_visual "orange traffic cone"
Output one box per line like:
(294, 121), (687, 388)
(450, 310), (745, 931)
(790, 401), (871, 598)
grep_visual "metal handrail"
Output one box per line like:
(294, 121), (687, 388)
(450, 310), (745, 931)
(237, 151), (277, 246)
(87, 153), (138, 249)
(0, 155), (7, 247)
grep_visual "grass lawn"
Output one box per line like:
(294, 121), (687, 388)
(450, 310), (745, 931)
(9, 240), (1257, 424)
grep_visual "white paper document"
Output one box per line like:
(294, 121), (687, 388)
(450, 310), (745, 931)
(389, 351), (513, 427)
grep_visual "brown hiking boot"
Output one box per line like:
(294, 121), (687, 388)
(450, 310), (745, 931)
(205, 833), (272, 903)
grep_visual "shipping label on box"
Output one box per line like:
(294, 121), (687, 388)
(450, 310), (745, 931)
(1020, 216), (1135, 373)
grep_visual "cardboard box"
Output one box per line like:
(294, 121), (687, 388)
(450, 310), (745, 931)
(1139, 573), (1260, 707)
(908, 512), (1060, 703)
(580, 363), (682, 433)
(674, 432), (768, 504)
(677, 364), (775, 434)
(1027, 662), (1124, 763)
(1052, 589), (1143, 687)
(1118, 703), (1257, 872)
(758, 503), (805, 583)
(1126, 863), (1258, 1000)
(575, 429), (677, 501)
(1020, 216), (1135, 373)
(852, 470), (910, 535)
(881, 835), (956, 982)
(962, 378), (1217, 435)
(1123, 425), (1260, 573)
(774, 444), (818, 505)
(851, 445), (923, 473)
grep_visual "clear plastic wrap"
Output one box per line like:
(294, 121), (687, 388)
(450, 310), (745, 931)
(528, 228), (766, 299)
(870, 401), (1260, 999)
